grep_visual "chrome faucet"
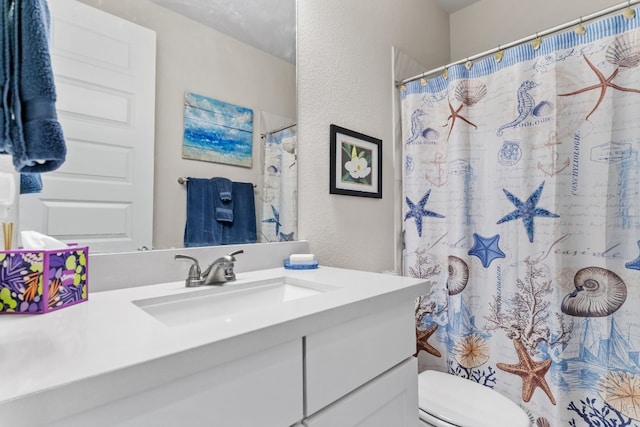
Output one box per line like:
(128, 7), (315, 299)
(174, 250), (244, 287)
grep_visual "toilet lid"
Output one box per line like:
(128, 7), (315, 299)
(418, 370), (530, 427)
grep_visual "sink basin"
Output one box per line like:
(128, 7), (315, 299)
(132, 276), (336, 327)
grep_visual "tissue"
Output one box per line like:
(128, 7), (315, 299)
(21, 231), (69, 250)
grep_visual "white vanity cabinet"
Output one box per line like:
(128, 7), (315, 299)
(47, 300), (419, 427)
(0, 259), (429, 427)
(303, 300), (419, 426)
(48, 339), (304, 427)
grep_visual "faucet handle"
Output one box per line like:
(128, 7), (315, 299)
(228, 249), (244, 260)
(174, 254), (204, 287)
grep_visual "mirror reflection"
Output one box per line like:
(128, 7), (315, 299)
(19, 0), (297, 253)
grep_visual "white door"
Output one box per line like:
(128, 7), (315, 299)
(20, 0), (156, 253)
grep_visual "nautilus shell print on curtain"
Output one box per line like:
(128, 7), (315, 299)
(446, 255), (469, 295)
(561, 267), (627, 317)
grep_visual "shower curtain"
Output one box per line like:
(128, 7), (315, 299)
(401, 9), (640, 426)
(260, 125), (297, 242)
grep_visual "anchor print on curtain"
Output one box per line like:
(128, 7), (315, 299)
(402, 10), (640, 426)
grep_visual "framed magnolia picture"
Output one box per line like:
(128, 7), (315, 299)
(329, 124), (382, 198)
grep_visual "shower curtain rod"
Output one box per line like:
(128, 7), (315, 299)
(260, 122), (296, 138)
(398, 0), (640, 86)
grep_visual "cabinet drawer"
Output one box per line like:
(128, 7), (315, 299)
(305, 300), (415, 415)
(50, 339), (303, 427)
(304, 357), (419, 427)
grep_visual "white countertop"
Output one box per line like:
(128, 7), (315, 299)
(0, 265), (428, 426)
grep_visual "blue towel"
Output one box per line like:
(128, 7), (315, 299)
(20, 173), (42, 194)
(8, 0), (66, 174)
(184, 178), (216, 248)
(213, 177), (233, 223)
(183, 178), (257, 247)
(0, 0), (10, 154)
(219, 182), (256, 245)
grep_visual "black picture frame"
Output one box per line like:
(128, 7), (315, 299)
(329, 124), (382, 198)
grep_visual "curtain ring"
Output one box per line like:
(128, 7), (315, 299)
(465, 58), (473, 70)
(532, 33), (542, 50)
(624, 1), (636, 19)
(495, 45), (504, 63)
(574, 17), (586, 35)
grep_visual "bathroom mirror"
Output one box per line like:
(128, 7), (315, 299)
(18, 0), (296, 253)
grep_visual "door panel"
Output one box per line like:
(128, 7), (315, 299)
(20, 0), (156, 252)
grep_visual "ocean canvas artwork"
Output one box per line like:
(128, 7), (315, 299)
(182, 92), (253, 167)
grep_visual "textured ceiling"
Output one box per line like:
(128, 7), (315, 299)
(150, 0), (480, 64)
(150, 0), (296, 63)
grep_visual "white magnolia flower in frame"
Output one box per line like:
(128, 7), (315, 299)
(344, 146), (371, 179)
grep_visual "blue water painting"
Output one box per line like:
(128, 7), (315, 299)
(182, 92), (253, 167)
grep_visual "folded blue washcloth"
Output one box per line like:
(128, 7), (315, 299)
(213, 177), (233, 223)
(8, 0), (66, 174)
(20, 173), (42, 194)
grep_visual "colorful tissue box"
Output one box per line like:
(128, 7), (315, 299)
(0, 246), (88, 314)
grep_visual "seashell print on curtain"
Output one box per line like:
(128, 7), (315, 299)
(402, 9), (640, 426)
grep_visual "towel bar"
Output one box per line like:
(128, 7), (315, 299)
(178, 177), (256, 188)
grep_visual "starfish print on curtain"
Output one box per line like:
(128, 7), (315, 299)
(559, 30), (640, 122)
(262, 205), (282, 237)
(416, 324), (441, 357)
(496, 181), (559, 243)
(497, 339), (556, 405)
(467, 233), (506, 268)
(404, 189), (445, 237)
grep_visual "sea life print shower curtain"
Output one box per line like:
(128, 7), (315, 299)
(260, 126), (297, 242)
(401, 9), (640, 426)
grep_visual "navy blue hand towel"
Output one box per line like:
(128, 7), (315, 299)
(183, 178), (257, 247)
(8, 0), (66, 174)
(220, 182), (256, 245)
(212, 177), (233, 223)
(0, 0), (10, 154)
(20, 172), (42, 194)
(184, 178), (217, 247)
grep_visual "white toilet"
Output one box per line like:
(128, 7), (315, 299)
(418, 370), (531, 426)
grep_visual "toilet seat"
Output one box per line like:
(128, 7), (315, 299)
(418, 370), (530, 427)
(419, 408), (459, 426)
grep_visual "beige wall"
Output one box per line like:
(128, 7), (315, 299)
(77, 0), (296, 249)
(297, 0), (450, 272)
(450, 0), (624, 59)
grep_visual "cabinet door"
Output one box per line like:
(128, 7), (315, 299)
(305, 300), (415, 415)
(303, 358), (419, 427)
(48, 339), (303, 427)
